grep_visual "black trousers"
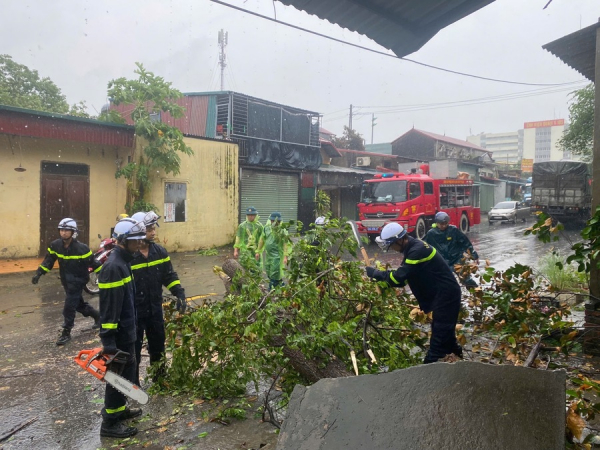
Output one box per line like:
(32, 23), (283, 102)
(135, 315), (166, 385)
(101, 341), (137, 423)
(424, 301), (462, 364)
(61, 279), (97, 330)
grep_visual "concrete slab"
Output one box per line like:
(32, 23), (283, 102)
(276, 361), (565, 450)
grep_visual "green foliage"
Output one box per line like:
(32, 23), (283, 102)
(523, 211), (563, 244)
(466, 263), (574, 363)
(537, 251), (586, 292)
(567, 206), (600, 274)
(332, 126), (365, 151)
(0, 54), (89, 117)
(558, 84), (594, 161)
(107, 63), (193, 214)
(158, 219), (423, 400)
(315, 190), (331, 217)
(198, 248), (219, 256)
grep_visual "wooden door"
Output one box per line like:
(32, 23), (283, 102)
(40, 162), (90, 255)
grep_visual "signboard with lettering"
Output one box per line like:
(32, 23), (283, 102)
(523, 119), (564, 129)
(521, 158), (534, 172)
(164, 203), (175, 222)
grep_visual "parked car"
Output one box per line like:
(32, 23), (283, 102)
(488, 201), (530, 225)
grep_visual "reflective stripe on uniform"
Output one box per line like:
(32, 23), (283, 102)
(405, 247), (437, 265)
(102, 323), (118, 329)
(39, 265), (50, 272)
(98, 276), (132, 289)
(47, 248), (92, 259)
(131, 257), (171, 271)
(94, 265), (103, 273)
(105, 405), (126, 414)
(166, 280), (180, 290)
(389, 272), (408, 286)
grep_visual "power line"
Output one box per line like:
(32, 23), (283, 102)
(322, 82), (587, 119)
(210, 0), (581, 87)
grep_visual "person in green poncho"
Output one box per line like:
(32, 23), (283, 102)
(256, 212), (288, 290)
(234, 206), (264, 270)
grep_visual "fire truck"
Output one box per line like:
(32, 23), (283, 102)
(356, 165), (481, 240)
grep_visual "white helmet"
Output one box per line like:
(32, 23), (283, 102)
(113, 218), (146, 243)
(58, 218), (78, 238)
(376, 223), (407, 252)
(315, 216), (328, 226)
(131, 211), (161, 227)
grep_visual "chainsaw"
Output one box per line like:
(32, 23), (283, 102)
(74, 348), (149, 405)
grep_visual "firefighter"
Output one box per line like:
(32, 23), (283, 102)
(425, 212), (479, 287)
(32, 218), (101, 346)
(365, 223), (463, 364)
(256, 212), (288, 290)
(98, 218), (146, 438)
(129, 211), (186, 385)
(233, 206), (263, 270)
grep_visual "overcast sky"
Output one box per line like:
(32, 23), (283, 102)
(2, 0), (597, 144)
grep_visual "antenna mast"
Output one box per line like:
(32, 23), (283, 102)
(218, 29), (228, 91)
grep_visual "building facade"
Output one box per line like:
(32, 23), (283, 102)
(522, 119), (571, 163)
(467, 119), (574, 174)
(467, 131), (523, 166)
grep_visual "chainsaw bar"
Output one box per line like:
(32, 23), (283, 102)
(105, 371), (149, 405)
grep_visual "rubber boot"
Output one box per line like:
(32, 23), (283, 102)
(100, 421), (138, 438)
(91, 309), (101, 329)
(56, 328), (71, 346)
(119, 407), (143, 421)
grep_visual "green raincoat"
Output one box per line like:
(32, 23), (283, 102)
(234, 217), (264, 261)
(257, 220), (288, 282)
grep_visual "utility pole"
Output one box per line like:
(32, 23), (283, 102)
(371, 113), (377, 145)
(218, 29), (228, 91)
(349, 104), (353, 131)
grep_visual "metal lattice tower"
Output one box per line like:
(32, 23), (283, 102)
(218, 29), (228, 91)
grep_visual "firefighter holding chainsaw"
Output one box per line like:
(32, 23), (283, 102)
(97, 218), (146, 438)
(129, 211), (186, 385)
(365, 223), (463, 364)
(32, 218), (101, 346)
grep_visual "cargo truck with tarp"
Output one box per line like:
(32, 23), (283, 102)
(530, 161), (592, 221)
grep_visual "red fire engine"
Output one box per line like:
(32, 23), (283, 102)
(356, 169), (481, 240)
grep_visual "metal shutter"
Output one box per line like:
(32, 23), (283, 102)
(240, 169), (299, 226)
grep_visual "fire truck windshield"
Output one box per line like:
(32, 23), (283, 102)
(361, 180), (407, 204)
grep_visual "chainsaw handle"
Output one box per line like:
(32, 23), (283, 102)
(104, 350), (130, 366)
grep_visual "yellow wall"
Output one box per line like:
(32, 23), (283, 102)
(0, 134), (130, 258)
(144, 137), (239, 252)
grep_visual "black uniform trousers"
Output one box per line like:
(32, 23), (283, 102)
(135, 315), (166, 385)
(101, 341), (137, 424)
(62, 277), (96, 330)
(423, 300), (462, 364)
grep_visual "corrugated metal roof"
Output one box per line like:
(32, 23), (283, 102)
(320, 139), (343, 157)
(277, 0), (494, 57)
(543, 21), (600, 82)
(318, 164), (376, 175)
(0, 104), (135, 147)
(392, 128), (489, 153)
(338, 148), (399, 158)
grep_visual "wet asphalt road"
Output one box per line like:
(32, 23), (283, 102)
(0, 219), (585, 449)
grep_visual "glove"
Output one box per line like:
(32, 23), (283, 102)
(102, 345), (118, 356)
(175, 293), (187, 314)
(31, 273), (41, 284)
(366, 266), (386, 282)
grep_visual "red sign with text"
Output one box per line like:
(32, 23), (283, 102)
(524, 119), (564, 129)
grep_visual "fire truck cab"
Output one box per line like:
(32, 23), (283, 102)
(356, 171), (480, 240)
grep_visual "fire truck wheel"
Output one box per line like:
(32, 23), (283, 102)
(459, 213), (469, 233)
(415, 217), (427, 240)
